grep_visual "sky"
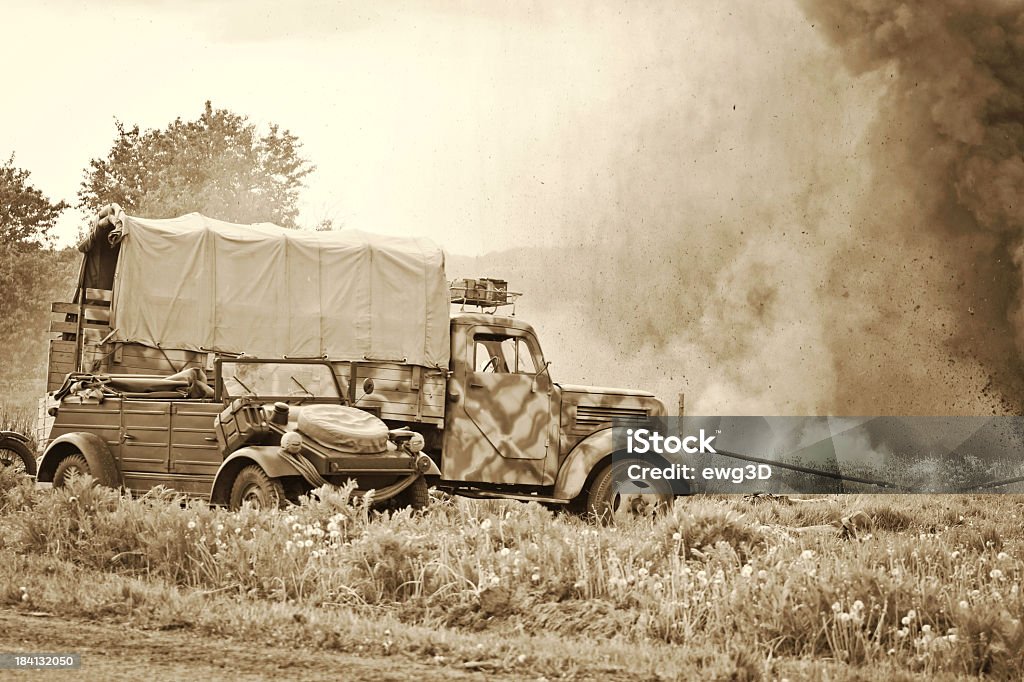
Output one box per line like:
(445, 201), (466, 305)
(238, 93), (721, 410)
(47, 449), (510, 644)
(0, 0), (848, 256)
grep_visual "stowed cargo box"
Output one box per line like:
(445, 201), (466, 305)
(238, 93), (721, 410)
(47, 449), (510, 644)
(450, 277), (518, 307)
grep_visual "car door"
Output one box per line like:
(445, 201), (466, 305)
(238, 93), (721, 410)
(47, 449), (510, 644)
(443, 326), (555, 485)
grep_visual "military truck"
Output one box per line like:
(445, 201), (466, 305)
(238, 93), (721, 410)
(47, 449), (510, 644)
(31, 207), (673, 518)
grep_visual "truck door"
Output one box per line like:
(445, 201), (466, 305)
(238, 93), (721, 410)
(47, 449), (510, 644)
(442, 326), (556, 485)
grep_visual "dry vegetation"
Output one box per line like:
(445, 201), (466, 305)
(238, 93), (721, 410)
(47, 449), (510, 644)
(0, 457), (1022, 680)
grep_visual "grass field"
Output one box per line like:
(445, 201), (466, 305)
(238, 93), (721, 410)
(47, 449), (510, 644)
(0, 459), (1022, 680)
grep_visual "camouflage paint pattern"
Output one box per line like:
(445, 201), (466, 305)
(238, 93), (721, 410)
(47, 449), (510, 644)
(441, 313), (666, 493)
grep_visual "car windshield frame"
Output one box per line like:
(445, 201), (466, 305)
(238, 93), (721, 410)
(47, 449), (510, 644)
(214, 358), (344, 402)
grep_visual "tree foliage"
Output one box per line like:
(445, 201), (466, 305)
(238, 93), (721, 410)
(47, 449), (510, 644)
(0, 155), (68, 249)
(78, 102), (314, 227)
(0, 157), (75, 409)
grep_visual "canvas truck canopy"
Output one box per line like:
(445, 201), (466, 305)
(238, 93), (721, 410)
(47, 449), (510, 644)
(77, 209), (450, 368)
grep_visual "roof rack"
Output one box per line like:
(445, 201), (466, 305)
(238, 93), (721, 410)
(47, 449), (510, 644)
(449, 278), (522, 314)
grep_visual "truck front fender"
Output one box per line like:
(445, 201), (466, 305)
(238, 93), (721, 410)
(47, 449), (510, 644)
(553, 428), (615, 501)
(210, 446), (303, 506)
(37, 432), (121, 488)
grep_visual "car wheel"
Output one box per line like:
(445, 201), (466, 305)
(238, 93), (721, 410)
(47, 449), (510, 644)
(0, 438), (36, 476)
(229, 465), (286, 511)
(53, 453), (90, 488)
(586, 459), (674, 524)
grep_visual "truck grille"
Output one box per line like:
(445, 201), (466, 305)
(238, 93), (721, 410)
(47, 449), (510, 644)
(574, 405), (649, 430)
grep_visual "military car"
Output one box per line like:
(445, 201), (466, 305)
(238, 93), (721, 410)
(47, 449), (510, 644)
(29, 206), (674, 518)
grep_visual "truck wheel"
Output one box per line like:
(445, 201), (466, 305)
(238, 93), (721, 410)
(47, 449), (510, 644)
(586, 459), (673, 524)
(395, 475), (430, 511)
(230, 465), (286, 511)
(0, 438), (36, 476)
(53, 453), (90, 488)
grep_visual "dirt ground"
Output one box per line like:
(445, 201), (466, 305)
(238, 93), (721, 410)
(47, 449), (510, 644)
(0, 610), (507, 681)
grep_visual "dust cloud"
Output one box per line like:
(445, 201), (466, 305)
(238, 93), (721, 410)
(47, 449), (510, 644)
(450, 1), (1024, 417)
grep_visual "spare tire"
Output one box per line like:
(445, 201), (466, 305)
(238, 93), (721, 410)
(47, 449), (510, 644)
(297, 405), (388, 454)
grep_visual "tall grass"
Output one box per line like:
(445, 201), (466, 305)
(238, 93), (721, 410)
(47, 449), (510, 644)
(0, 469), (1021, 678)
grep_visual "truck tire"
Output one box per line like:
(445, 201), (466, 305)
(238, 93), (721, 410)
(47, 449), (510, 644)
(586, 459), (673, 524)
(395, 475), (429, 511)
(0, 438), (36, 476)
(229, 465), (286, 511)
(53, 453), (90, 488)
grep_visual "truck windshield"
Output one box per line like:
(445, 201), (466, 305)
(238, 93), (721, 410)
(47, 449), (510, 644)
(220, 361), (341, 400)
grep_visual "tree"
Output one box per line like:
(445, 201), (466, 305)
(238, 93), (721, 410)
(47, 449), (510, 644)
(0, 155), (68, 249)
(0, 157), (75, 411)
(78, 102), (315, 227)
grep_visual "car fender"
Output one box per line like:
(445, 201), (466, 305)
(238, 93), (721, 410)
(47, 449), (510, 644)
(553, 428), (680, 501)
(553, 428), (617, 501)
(0, 430), (29, 444)
(210, 446), (303, 506)
(37, 432), (121, 487)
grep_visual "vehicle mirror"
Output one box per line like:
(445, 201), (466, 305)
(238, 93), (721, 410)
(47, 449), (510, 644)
(362, 377), (375, 395)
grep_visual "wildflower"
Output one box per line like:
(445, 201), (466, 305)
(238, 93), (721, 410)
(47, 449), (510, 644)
(901, 610), (916, 625)
(740, 564), (753, 578)
(838, 613), (852, 623)
(573, 580), (585, 590)
(187, 521), (197, 530)
(234, 527), (242, 535)
(896, 627), (909, 638)
(990, 569), (1004, 580)
(959, 600), (969, 609)
(757, 570), (768, 581)
(530, 573), (540, 583)
(285, 540), (294, 551)
(490, 576), (500, 587)
(672, 532), (682, 541)
(500, 547), (511, 557)
(304, 539), (313, 548)
(852, 600), (864, 612)
(480, 518), (492, 531)
(996, 552), (1009, 561)
(921, 624), (931, 634)
(800, 549), (814, 560)
(950, 550), (960, 559)
(638, 567), (649, 578)
(68, 496), (78, 503)
(215, 524), (224, 533)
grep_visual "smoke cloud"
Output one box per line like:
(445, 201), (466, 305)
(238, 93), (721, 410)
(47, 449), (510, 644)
(799, 0), (1024, 415)
(452, 1), (1024, 416)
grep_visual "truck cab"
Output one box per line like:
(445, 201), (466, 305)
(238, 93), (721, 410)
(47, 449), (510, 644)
(435, 309), (671, 518)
